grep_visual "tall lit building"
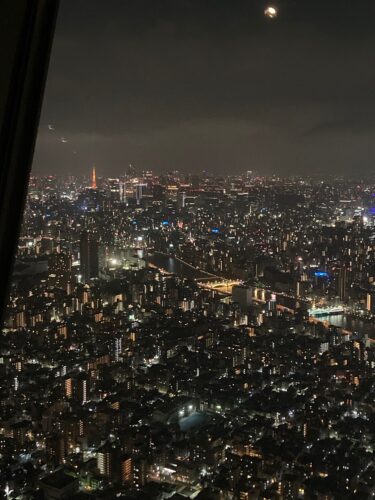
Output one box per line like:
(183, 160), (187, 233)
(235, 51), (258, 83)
(119, 180), (127, 202)
(366, 290), (375, 314)
(47, 252), (71, 290)
(91, 165), (97, 189)
(121, 455), (133, 484)
(136, 184), (146, 205)
(337, 267), (348, 301)
(178, 191), (186, 209)
(97, 443), (115, 478)
(80, 231), (99, 283)
(64, 373), (89, 404)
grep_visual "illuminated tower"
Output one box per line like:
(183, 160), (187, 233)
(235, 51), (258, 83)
(91, 165), (97, 189)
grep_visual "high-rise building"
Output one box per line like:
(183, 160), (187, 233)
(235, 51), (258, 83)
(64, 373), (90, 404)
(121, 454), (133, 484)
(136, 184), (146, 205)
(133, 457), (148, 489)
(337, 267), (348, 301)
(178, 191), (186, 209)
(232, 285), (252, 311)
(80, 231), (99, 283)
(46, 433), (66, 465)
(296, 280), (301, 299)
(47, 252), (71, 290)
(119, 180), (127, 202)
(366, 291), (375, 314)
(97, 444), (114, 478)
(267, 292), (277, 312)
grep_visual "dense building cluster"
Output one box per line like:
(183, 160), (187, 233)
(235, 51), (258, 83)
(1, 170), (374, 499)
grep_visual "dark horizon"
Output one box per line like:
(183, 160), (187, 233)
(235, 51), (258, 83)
(34, 0), (375, 177)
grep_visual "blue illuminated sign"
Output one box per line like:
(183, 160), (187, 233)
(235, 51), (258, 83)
(314, 271), (329, 278)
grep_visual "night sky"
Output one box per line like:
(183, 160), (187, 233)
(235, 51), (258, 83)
(33, 0), (375, 177)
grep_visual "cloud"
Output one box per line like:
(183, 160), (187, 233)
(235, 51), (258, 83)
(33, 0), (375, 176)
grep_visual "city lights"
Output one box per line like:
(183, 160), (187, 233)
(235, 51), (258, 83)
(1, 0), (374, 496)
(4, 166), (375, 499)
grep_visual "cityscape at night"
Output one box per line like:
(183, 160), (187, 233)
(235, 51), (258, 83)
(1, 0), (375, 499)
(1, 170), (375, 498)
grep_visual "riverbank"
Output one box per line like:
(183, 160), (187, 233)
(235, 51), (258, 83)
(145, 252), (375, 339)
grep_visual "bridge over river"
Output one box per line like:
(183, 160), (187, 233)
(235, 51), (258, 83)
(146, 252), (302, 305)
(146, 251), (219, 280)
(308, 306), (346, 317)
(145, 252), (375, 338)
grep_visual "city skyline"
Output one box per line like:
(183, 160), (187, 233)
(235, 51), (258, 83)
(2, 2), (375, 498)
(3, 171), (375, 498)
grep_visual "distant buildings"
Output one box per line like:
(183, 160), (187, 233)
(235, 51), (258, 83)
(2, 172), (375, 498)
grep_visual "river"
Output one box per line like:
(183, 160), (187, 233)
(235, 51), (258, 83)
(145, 252), (375, 338)
(145, 251), (215, 280)
(318, 314), (375, 338)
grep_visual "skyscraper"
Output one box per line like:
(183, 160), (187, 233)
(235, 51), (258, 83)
(80, 231), (99, 282)
(178, 191), (186, 209)
(232, 285), (252, 311)
(366, 290), (375, 314)
(136, 184), (146, 205)
(47, 252), (71, 290)
(64, 373), (89, 404)
(337, 267), (348, 301)
(97, 443), (114, 478)
(119, 180), (127, 202)
(121, 455), (133, 484)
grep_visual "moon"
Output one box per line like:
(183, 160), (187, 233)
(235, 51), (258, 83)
(264, 6), (278, 19)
